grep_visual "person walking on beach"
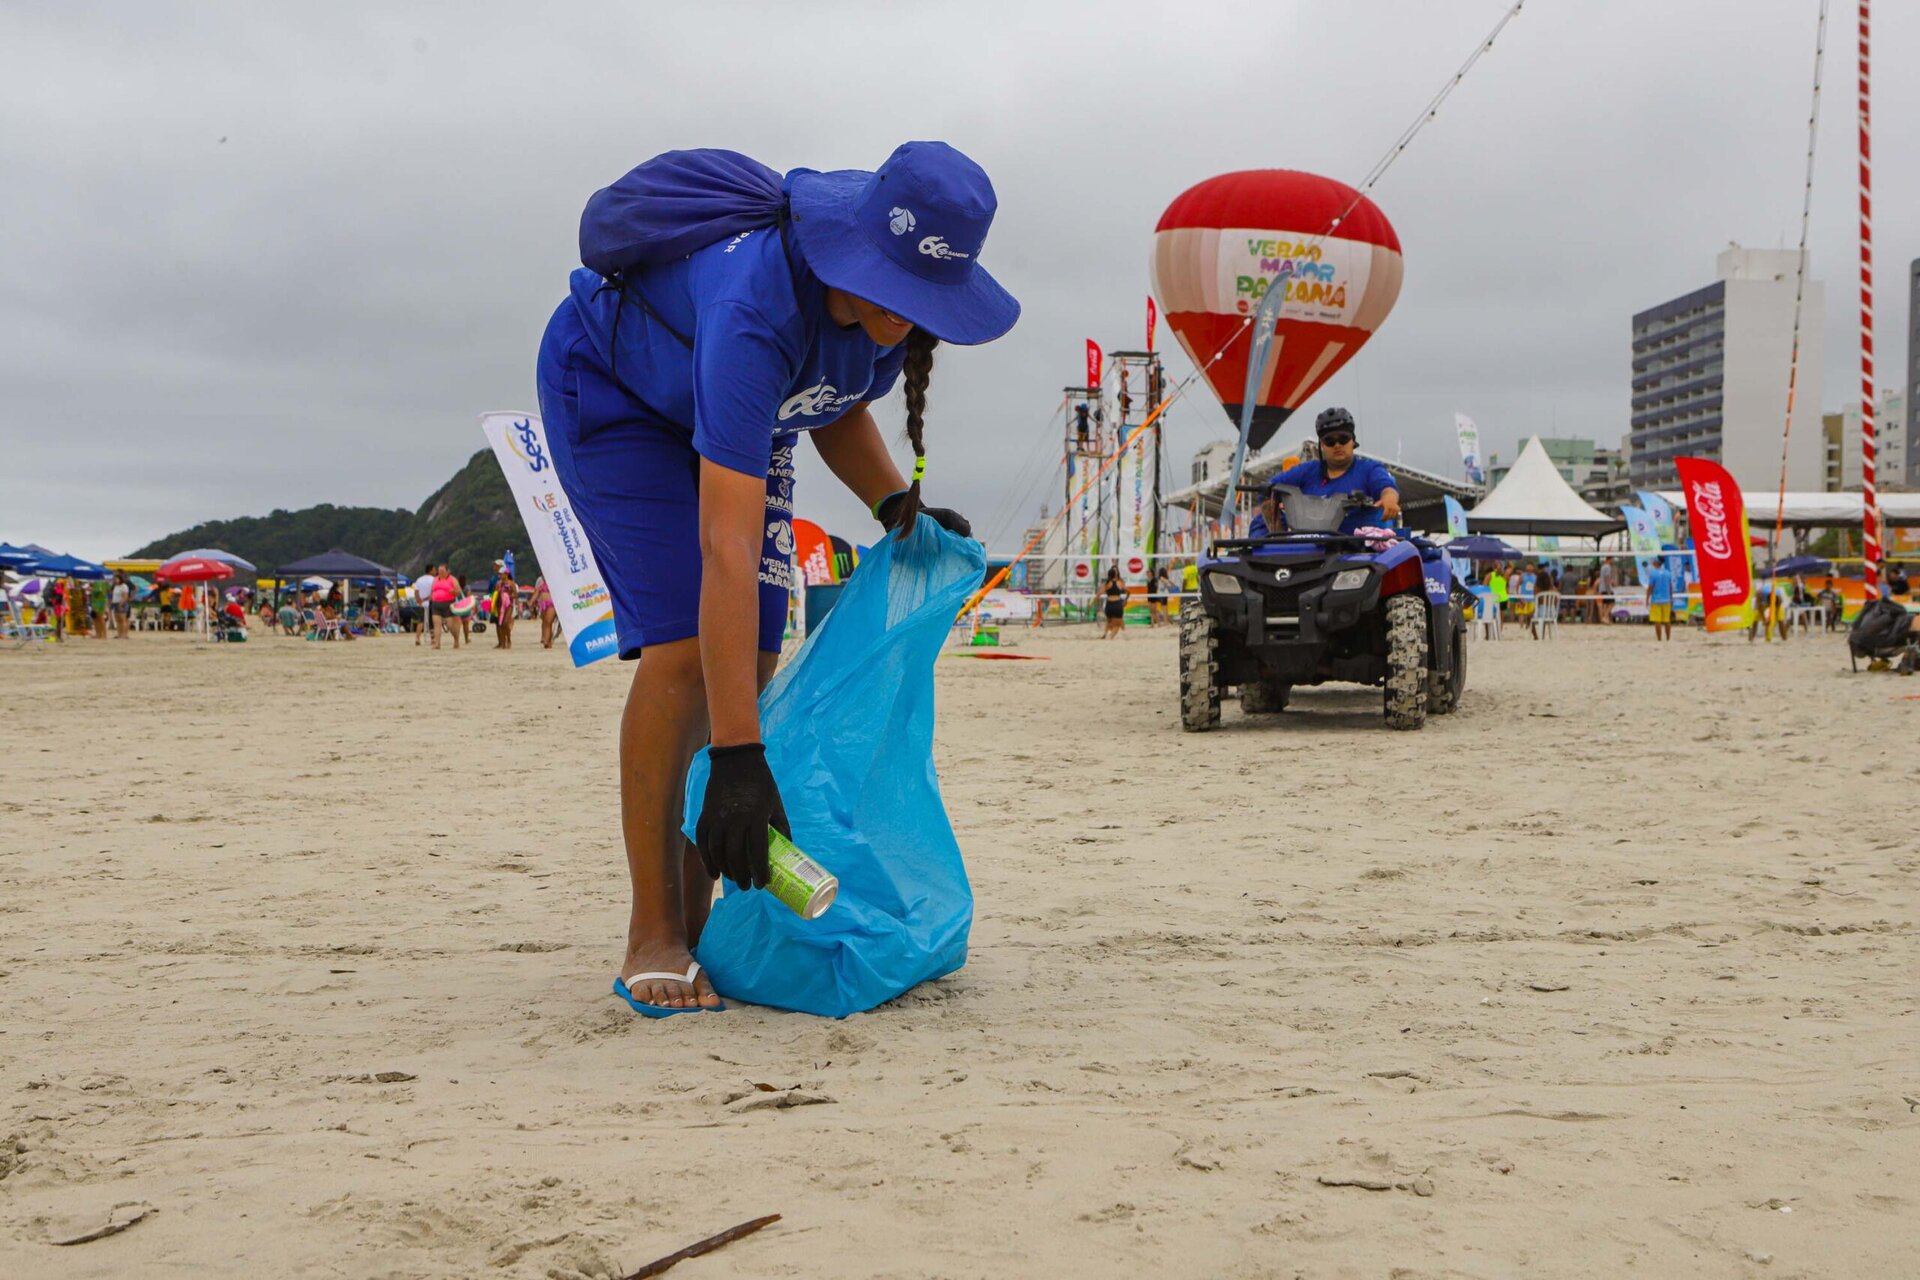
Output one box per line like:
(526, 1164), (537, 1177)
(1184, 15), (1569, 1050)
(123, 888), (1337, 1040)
(492, 572), (516, 649)
(1146, 565), (1171, 626)
(429, 563), (459, 649)
(108, 571), (131, 640)
(1099, 566), (1127, 638)
(1594, 557), (1616, 625)
(452, 575), (472, 646)
(45, 578), (67, 641)
(411, 567), (435, 645)
(536, 141), (1015, 1014)
(532, 576), (557, 649)
(1646, 558), (1675, 641)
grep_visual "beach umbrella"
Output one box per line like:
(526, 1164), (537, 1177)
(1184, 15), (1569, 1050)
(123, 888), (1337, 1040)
(178, 548), (259, 577)
(1760, 554), (1833, 578)
(31, 552), (110, 579)
(156, 556), (236, 583)
(0, 543), (38, 568)
(1442, 535), (1523, 561)
(157, 557), (235, 639)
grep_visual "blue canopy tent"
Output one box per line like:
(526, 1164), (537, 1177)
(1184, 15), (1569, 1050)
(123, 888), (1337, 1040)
(275, 549), (401, 622)
(277, 549), (398, 580)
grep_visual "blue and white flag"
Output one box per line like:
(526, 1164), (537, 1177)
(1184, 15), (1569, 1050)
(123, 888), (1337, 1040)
(1443, 494), (1469, 538)
(1636, 491), (1677, 545)
(481, 410), (619, 667)
(1621, 504), (1660, 582)
(1454, 413), (1485, 486)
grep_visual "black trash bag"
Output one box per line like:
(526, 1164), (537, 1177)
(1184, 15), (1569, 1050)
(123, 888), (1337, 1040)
(1848, 597), (1911, 657)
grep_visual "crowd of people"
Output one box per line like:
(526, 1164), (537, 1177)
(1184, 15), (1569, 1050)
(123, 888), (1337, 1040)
(7, 553), (563, 652)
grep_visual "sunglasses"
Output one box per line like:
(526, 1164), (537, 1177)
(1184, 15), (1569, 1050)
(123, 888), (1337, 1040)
(1320, 433), (1354, 447)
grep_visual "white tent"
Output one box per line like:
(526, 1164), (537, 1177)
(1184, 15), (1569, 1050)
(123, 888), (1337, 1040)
(1467, 436), (1621, 536)
(1655, 490), (1920, 529)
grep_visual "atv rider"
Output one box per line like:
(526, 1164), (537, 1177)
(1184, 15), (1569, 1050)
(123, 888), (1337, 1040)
(1247, 407), (1403, 539)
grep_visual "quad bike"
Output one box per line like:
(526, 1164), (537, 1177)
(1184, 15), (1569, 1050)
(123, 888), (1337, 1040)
(1179, 485), (1470, 731)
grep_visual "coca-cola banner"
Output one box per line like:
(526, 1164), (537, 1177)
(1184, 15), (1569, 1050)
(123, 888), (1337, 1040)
(1674, 457), (1755, 632)
(1085, 339), (1102, 390)
(1145, 297), (1157, 353)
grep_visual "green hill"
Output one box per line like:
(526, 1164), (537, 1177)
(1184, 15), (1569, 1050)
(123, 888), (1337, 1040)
(131, 449), (524, 581)
(385, 449), (521, 580)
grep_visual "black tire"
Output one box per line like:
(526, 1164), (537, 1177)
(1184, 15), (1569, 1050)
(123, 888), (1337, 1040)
(1383, 594), (1429, 730)
(1430, 607), (1466, 715)
(1179, 609), (1221, 731)
(1240, 676), (1290, 714)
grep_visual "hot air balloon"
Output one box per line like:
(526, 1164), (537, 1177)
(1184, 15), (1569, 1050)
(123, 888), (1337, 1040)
(1151, 170), (1403, 452)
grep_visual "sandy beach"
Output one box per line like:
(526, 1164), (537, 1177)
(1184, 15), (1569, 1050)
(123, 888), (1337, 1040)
(2, 623), (1915, 1278)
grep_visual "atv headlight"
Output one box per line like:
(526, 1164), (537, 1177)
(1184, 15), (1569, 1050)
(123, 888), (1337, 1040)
(1331, 568), (1372, 592)
(1206, 572), (1242, 595)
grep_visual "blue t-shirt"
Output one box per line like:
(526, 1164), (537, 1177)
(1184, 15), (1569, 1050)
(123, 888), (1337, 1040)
(567, 226), (908, 476)
(1268, 457), (1397, 534)
(1646, 565), (1674, 605)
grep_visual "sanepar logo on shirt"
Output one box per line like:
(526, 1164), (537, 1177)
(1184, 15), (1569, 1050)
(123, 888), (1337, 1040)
(778, 382), (864, 421)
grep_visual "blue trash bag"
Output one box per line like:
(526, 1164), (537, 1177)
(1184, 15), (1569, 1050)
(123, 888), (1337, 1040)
(683, 519), (986, 1017)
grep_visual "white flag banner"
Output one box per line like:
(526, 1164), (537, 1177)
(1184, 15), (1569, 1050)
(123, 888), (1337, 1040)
(1454, 412), (1485, 485)
(1118, 433), (1152, 586)
(480, 410), (619, 667)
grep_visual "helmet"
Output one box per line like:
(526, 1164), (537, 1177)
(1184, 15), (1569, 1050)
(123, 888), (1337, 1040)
(1314, 407), (1356, 439)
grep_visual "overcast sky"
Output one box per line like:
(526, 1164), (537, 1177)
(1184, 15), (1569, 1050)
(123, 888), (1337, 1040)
(3, 0), (1914, 560)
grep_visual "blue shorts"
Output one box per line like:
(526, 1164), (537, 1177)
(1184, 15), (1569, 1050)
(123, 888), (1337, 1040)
(536, 301), (795, 658)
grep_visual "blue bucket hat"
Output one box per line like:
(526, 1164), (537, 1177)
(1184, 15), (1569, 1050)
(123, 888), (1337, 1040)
(786, 141), (1020, 346)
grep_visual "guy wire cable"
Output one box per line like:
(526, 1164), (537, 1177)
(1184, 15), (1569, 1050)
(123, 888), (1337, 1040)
(1769, 0), (1829, 576)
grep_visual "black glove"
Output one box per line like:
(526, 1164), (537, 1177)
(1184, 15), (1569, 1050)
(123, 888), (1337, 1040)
(694, 744), (789, 889)
(875, 490), (972, 539)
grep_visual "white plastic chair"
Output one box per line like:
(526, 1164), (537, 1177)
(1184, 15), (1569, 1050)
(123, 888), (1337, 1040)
(1532, 591), (1560, 639)
(1472, 587), (1501, 640)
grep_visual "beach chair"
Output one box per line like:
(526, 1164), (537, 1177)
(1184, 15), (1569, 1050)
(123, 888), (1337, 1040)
(4, 597), (53, 647)
(1471, 586), (1501, 640)
(304, 608), (343, 641)
(1532, 591), (1560, 639)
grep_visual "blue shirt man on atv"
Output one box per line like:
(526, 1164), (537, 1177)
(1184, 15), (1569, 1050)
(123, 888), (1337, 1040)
(1248, 407), (1403, 538)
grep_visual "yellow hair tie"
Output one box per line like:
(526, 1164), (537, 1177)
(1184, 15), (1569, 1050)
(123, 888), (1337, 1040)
(912, 456), (926, 483)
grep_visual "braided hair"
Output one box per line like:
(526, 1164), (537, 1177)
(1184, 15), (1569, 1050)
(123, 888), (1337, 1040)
(891, 327), (940, 537)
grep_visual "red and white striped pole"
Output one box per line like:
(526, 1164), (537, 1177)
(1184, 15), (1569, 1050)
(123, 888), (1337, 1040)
(1858, 0), (1880, 597)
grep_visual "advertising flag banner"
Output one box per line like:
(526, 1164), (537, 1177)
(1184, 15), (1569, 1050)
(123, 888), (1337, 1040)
(480, 410), (618, 666)
(1637, 491), (1677, 544)
(1454, 413), (1485, 485)
(1085, 339), (1103, 390)
(1145, 297), (1157, 352)
(1118, 434), (1151, 586)
(792, 518), (835, 587)
(1622, 505), (1660, 580)
(1674, 457), (1756, 632)
(1443, 494), (1468, 538)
